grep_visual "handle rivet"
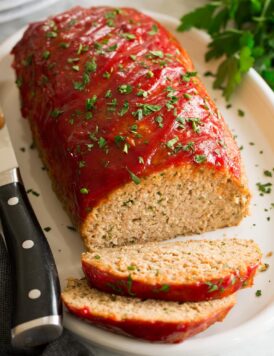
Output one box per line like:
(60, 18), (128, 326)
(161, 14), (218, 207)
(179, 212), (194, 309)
(22, 240), (34, 249)
(7, 197), (19, 206)
(28, 289), (41, 299)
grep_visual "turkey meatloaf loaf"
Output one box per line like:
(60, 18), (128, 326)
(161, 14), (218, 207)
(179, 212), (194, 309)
(12, 6), (250, 248)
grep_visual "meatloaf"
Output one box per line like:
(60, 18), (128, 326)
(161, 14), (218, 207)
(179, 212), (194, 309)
(12, 6), (250, 248)
(82, 238), (261, 302)
(62, 278), (236, 343)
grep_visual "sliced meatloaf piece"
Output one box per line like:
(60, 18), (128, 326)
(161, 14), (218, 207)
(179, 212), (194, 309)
(62, 278), (236, 343)
(12, 6), (250, 249)
(82, 238), (261, 302)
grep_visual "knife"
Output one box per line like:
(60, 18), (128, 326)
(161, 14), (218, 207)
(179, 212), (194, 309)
(0, 109), (63, 349)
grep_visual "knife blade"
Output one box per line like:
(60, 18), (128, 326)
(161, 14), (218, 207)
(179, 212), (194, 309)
(0, 108), (62, 349)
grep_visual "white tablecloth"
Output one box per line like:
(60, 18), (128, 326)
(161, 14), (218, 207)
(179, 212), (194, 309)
(1, 1), (273, 355)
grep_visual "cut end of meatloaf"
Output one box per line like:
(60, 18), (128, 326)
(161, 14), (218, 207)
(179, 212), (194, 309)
(81, 165), (250, 249)
(82, 238), (261, 301)
(62, 278), (236, 343)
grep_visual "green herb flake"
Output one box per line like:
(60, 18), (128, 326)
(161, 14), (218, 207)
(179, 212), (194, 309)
(121, 33), (136, 40)
(105, 89), (112, 98)
(137, 90), (148, 98)
(67, 57), (80, 64)
(127, 169), (141, 185)
(79, 161), (86, 168)
(51, 108), (63, 118)
(264, 170), (272, 177)
(238, 109), (245, 117)
(183, 93), (192, 99)
(159, 284), (170, 292)
(148, 24), (158, 36)
(103, 71), (111, 79)
(166, 137), (179, 149)
(98, 137), (107, 149)
(59, 42), (70, 49)
(119, 101), (129, 116)
(46, 31), (57, 39)
(148, 50), (164, 58)
(138, 156), (144, 164)
(146, 70), (154, 78)
(127, 265), (135, 271)
(255, 289), (262, 297)
(118, 84), (133, 94)
(155, 116), (164, 128)
(130, 54), (137, 61)
(257, 182), (272, 195)
(194, 154), (207, 164)
(205, 282), (218, 293)
(107, 44), (118, 52)
(73, 81), (85, 91)
(94, 255), (101, 260)
(86, 95), (97, 110)
(42, 51), (50, 60)
(80, 187), (89, 194)
(85, 58), (97, 73)
(181, 71), (197, 82)
(15, 77), (23, 88)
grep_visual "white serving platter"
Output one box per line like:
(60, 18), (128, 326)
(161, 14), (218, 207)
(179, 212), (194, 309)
(0, 11), (274, 356)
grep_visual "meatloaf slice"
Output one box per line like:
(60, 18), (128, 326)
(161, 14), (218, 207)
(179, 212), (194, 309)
(11, 6), (250, 248)
(82, 238), (261, 302)
(62, 278), (236, 343)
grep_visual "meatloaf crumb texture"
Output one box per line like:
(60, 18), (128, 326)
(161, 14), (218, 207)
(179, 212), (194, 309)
(12, 6), (250, 249)
(62, 278), (236, 343)
(82, 238), (261, 301)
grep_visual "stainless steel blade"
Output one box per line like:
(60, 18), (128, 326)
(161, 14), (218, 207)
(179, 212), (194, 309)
(0, 109), (18, 173)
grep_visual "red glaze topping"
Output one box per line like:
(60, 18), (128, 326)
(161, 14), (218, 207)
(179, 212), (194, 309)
(64, 302), (233, 343)
(82, 260), (259, 302)
(12, 6), (241, 224)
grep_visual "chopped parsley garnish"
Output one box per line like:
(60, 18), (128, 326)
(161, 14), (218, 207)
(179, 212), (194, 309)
(184, 93), (192, 99)
(85, 58), (97, 73)
(118, 84), (133, 94)
(264, 170), (272, 177)
(86, 95), (97, 110)
(181, 71), (197, 82)
(80, 187), (89, 194)
(255, 289), (262, 297)
(155, 116), (164, 128)
(46, 31), (57, 38)
(159, 284), (170, 292)
(238, 109), (245, 117)
(107, 44), (118, 52)
(73, 81), (85, 91)
(119, 101), (129, 116)
(94, 255), (101, 260)
(51, 108), (63, 118)
(194, 154), (207, 164)
(137, 90), (148, 98)
(166, 137), (179, 149)
(59, 42), (70, 48)
(130, 54), (137, 61)
(103, 71), (111, 79)
(67, 57), (80, 63)
(98, 137), (107, 149)
(183, 141), (195, 152)
(146, 70), (154, 78)
(127, 265), (136, 271)
(123, 142), (130, 154)
(136, 103), (162, 116)
(176, 116), (185, 128)
(205, 282), (218, 293)
(148, 50), (164, 58)
(187, 117), (202, 133)
(105, 89), (112, 98)
(138, 156), (144, 164)
(121, 33), (136, 40)
(79, 161), (86, 168)
(257, 182), (272, 195)
(148, 24), (158, 36)
(114, 135), (126, 145)
(42, 51), (50, 60)
(127, 169), (141, 185)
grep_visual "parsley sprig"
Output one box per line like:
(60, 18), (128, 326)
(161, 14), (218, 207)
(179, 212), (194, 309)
(178, 0), (274, 100)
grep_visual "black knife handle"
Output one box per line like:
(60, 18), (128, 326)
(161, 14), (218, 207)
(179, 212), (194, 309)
(0, 168), (62, 349)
